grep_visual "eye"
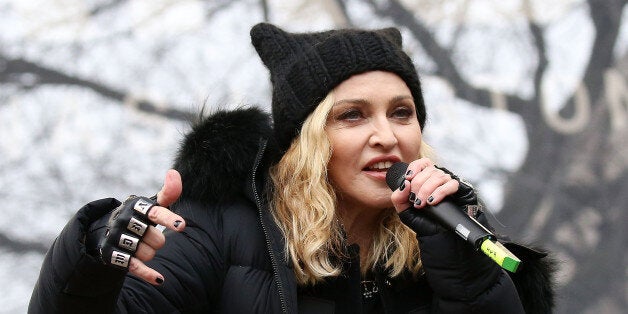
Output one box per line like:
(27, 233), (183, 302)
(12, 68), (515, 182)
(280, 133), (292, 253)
(337, 108), (364, 121)
(390, 106), (414, 119)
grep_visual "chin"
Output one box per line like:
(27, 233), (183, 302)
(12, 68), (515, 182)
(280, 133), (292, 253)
(369, 194), (394, 209)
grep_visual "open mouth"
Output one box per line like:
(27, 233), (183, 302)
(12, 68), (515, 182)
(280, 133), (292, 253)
(365, 161), (393, 172)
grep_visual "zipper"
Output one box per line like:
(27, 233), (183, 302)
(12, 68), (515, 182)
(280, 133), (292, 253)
(252, 139), (288, 314)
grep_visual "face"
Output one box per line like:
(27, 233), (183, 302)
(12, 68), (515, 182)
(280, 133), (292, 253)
(326, 71), (422, 212)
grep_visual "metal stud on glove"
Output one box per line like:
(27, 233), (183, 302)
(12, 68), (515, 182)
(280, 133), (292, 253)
(97, 196), (157, 268)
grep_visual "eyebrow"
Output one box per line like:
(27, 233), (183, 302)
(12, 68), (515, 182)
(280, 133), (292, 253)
(333, 95), (413, 107)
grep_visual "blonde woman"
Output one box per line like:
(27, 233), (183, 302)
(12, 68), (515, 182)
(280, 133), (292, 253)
(30, 23), (554, 313)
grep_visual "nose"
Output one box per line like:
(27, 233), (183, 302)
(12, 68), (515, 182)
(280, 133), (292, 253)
(368, 117), (398, 149)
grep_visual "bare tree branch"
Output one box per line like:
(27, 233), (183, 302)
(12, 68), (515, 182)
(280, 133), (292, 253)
(89, 0), (126, 16)
(0, 54), (193, 121)
(449, 0), (471, 53)
(0, 232), (48, 254)
(333, 0), (355, 27)
(524, 2), (547, 106)
(582, 0), (626, 102)
(205, 0), (238, 20)
(260, 0), (269, 22)
(360, 0), (538, 115)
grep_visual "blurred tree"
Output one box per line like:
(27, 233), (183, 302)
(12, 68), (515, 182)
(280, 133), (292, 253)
(329, 0), (627, 312)
(1, 0), (626, 313)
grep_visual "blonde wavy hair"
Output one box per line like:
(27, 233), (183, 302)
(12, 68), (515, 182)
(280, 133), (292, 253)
(269, 92), (433, 286)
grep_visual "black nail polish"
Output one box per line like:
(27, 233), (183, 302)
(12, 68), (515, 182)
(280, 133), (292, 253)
(414, 198), (422, 206)
(427, 196), (434, 203)
(408, 192), (416, 202)
(156, 277), (164, 284)
(399, 181), (406, 191)
(174, 220), (182, 228)
(405, 170), (413, 176)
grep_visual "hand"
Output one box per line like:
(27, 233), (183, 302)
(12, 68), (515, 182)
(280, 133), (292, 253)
(99, 169), (185, 285)
(390, 158), (459, 213)
(389, 159), (483, 237)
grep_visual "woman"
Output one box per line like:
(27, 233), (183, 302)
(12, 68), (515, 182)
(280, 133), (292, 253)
(29, 23), (554, 313)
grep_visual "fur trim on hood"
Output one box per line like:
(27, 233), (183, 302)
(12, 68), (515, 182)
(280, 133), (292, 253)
(172, 106), (273, 204)
(505, 242), (557, 313)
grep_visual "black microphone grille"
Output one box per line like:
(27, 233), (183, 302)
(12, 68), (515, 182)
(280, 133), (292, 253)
(386, 162), (409, 191)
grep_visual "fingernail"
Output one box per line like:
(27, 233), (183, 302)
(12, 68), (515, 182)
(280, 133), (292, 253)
(414, 198), (422, 206)
(174, 220), (182, 228)
(399, 181), (406, 191)
(427, 196), (434, 203)
(156, 277), (164, 285)
(405, 170), (413, 176)
(408, 192), (416, 202)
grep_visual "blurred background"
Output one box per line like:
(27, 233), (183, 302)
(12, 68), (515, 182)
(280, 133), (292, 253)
(1, 0), (626, 313)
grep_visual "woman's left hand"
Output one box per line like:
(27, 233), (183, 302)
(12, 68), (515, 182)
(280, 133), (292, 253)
(390, 158), (459, 213)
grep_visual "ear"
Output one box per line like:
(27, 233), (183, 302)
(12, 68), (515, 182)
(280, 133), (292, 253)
(250, 23), (295, 71)
(378, 27), (403, 47)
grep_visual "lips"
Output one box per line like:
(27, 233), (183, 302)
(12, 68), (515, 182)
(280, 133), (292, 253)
(363, 156), (401, 173)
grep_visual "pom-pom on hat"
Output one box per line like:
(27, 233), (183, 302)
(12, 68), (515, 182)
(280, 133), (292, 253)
(250, 23), (426, 152)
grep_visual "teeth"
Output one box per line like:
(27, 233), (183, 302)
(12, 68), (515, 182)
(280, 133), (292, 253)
(369, 161), (393, 170)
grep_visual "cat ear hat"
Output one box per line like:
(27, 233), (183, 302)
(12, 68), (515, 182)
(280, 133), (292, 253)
(250, 23), (426, 152)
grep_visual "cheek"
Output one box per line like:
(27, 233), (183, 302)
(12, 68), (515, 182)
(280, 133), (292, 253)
(328, 144), (351, 181)
(327, 133), (361, 190)
(400, 129), (422, 158)
(327, 156), (350, 195)
(327, 131), (361, 166)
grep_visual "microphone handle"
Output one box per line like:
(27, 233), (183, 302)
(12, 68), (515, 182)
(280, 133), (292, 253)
(423, 202), (494, 247)
(422, 202), (521, 272)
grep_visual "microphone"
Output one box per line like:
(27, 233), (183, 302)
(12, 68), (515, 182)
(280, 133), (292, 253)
(386, 162), (521, 273)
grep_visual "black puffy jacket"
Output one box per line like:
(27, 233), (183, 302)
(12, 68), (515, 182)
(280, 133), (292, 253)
(29, 108), (555, 313)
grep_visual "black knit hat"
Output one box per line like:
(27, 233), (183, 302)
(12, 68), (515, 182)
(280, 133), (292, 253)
(250, 23), (426, 152)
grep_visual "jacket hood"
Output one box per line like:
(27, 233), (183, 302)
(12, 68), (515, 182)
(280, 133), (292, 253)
(172, 106), (275, 204)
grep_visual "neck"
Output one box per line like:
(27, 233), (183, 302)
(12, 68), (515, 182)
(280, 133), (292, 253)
(337, 204), (385, 268)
